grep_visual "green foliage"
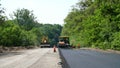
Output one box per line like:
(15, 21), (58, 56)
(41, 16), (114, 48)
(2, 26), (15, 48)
(13, 8), (37, 31)
(0, 20), (22, 46)
(62, 0), (120, 50)
(111, 32), (120, 50)
(39, 24), (62, 46)
(0, 7), (62, 47)
(0, 2), (5, 24)
(0, 21), (62, 47)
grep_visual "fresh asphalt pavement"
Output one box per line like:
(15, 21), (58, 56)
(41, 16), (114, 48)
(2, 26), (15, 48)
(60, 48), (120, 68)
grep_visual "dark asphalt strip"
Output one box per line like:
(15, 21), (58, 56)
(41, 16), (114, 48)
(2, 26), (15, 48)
(59, 49), (120, 68)
(58, 48), (70, 68)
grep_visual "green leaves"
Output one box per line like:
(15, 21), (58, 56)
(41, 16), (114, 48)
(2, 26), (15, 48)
(0, 1), (5, 25)
(13, 8), (36, 31)
(0, 7), (62, 47)
(111, 32), (120, 50)
(0, 21), (21, 46)
(62, 0), (120, 50)
(39, 24), (62, 46)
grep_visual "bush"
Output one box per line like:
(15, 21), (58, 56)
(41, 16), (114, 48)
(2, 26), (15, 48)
(111, 32), (120, 50)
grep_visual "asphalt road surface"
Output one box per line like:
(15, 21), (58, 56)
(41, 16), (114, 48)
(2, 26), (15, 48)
(60, 48), (120, 68)
(0, 48), (62, 68)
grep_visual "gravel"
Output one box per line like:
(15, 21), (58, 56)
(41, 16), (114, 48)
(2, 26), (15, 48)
(0, 48), (62, 68)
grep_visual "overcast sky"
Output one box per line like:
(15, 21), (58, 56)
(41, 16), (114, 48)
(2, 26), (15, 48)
(1, 0), (79, 25)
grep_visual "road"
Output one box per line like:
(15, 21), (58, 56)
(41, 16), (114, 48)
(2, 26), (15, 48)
(59, 48), (120, 68)
(0, 48), (62, 68)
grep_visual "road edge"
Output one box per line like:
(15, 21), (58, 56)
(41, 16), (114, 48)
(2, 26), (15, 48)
(58, 48), (70, 68)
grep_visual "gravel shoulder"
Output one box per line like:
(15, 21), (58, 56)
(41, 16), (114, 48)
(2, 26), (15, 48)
(0, 48), (62, 68)
(79, 48), (120, 54)
(29, 48), (62, 68)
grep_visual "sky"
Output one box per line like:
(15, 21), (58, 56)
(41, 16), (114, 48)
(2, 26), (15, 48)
(1, 0), (79, 25)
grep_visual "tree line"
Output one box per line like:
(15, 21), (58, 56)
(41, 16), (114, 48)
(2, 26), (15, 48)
(0, 3), (62, 47)
(62, 0), (120, 50)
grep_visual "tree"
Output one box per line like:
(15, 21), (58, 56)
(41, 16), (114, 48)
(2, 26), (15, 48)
(0, 3), (63, 47)
(62, 0), (120, 50)
(13, 8), (37, 31)
(0, 20), (23, 46)
(38, 24), (62, 46)
(0, 1), (5, 24)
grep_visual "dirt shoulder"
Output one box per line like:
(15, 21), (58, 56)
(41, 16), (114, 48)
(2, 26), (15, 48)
(0, 48), (62, 68)
(0, 46), (40, 53)
(80, 48), (120, 54)
(29, 48), (62, 68)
